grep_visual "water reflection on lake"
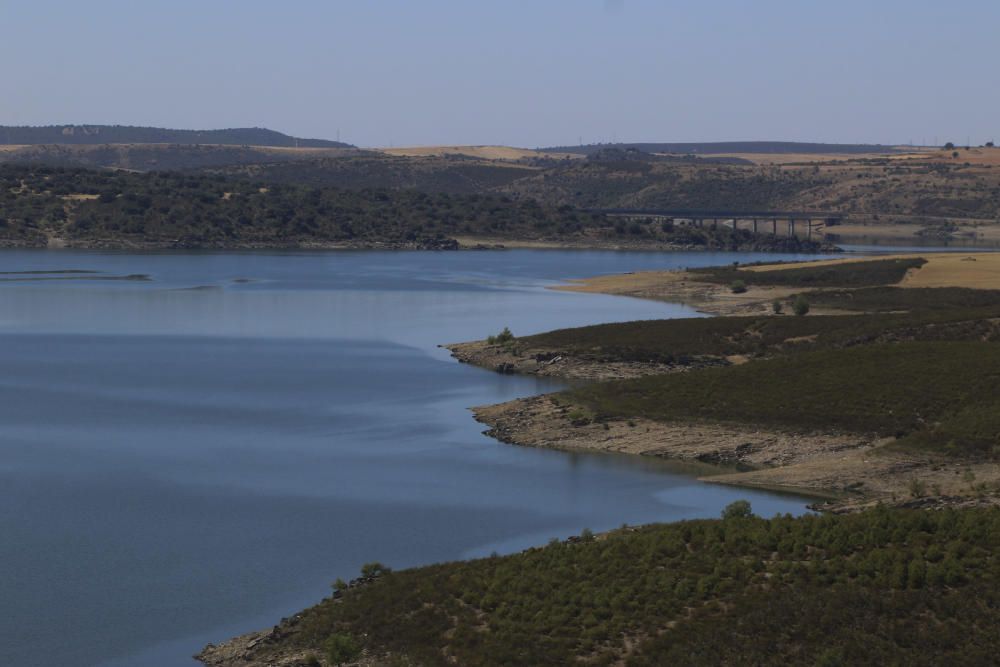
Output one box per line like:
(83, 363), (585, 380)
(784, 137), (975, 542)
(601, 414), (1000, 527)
(0, 249), (833, 667)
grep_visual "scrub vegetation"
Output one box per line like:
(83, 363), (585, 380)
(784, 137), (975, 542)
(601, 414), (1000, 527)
(224, 507), (1000, 666)
(517, 290), (1000, 364)
(0, 165), (604, 248)
(0, 165), (832, 250)
(689, 256), (926, 288)
(568, 342), (1000, 459)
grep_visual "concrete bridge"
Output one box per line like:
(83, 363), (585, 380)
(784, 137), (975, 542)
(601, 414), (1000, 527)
(591, 208), (846, 239)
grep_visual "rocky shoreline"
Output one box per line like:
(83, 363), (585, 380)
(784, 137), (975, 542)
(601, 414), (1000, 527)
(470, 392), (1000, 514)
(444, 339), (730, 382)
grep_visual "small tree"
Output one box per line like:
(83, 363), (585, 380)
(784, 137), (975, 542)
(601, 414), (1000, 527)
(908, 478), (927, 498)
(730, 279), (747, 294)
(360, 561), (391, 579)
(487, 327), (515, 345)
(943, 142), (955, 150)
(793, 295), (810, 316)
(324, 633), (362, 665)
(721, 500), (753, 519)
(772, 299), (783, 314)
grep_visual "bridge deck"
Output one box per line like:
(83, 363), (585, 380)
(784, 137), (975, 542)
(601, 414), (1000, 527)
(592, 208), (844, 220)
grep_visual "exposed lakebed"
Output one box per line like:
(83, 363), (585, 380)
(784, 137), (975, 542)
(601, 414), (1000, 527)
(0, 249), (835, 667)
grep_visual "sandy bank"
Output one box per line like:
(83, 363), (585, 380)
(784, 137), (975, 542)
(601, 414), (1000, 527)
(472, 394), (1000, 513)
(735, 251), (1000, 289)
(552, 251), (1000, 317)
(554, 269), (809, 316)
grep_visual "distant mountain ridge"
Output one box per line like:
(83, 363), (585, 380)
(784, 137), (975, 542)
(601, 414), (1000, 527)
(541, 141), (904, 156)
(0, 125), (352, 148)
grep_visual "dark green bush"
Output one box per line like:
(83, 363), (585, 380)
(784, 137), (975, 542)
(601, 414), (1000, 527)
(324, 633), (362, 665)
(793, 294), (810, 316)
(487, 327), (515, 345)
(721, 500), (753, 519)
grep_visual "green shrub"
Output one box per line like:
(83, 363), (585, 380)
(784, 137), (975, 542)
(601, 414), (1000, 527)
(730, 280), (747, 294)
(721, 500), (753, 519)
(487, 327), (515, 345)
(908, 478), (927, 498)
(324, 633), (362, 665)
(793, 295), (810, 316)
(360, 562), (392, 579)
(772, 299), (783, 314)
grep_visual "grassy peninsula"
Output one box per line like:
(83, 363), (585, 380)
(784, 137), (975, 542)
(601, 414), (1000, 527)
(451, 255), (1000, 508)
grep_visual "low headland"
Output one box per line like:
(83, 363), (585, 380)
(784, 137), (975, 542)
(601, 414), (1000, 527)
(449, 254), (1000, 513)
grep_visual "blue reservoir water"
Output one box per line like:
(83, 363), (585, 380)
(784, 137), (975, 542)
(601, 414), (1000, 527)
(0, 249), (835, 666)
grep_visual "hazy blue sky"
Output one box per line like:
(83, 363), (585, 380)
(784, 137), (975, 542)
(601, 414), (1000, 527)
(2, 1), (997, 147)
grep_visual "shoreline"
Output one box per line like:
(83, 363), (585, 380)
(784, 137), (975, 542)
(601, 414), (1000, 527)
(447, 255), (1000, 511)
(469, 393), (1000, 513)
(553, 268), (807, 316)
(0, 233), (841, 253)
(198, 249), (1000, 665)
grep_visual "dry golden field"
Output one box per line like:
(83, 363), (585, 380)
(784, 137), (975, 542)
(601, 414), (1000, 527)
(741, 252), (1000, 290)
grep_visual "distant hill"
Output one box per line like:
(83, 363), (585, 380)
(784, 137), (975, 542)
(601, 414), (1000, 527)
(541, 141), (903, 156)
(0, 143), (361, 172)
(0, 164), (829, 252)
(0, 125), (352, 148)
(209, 154), (539, 194)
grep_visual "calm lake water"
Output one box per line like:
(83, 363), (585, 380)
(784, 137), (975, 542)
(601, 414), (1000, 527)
(0, 249), (838, 667)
